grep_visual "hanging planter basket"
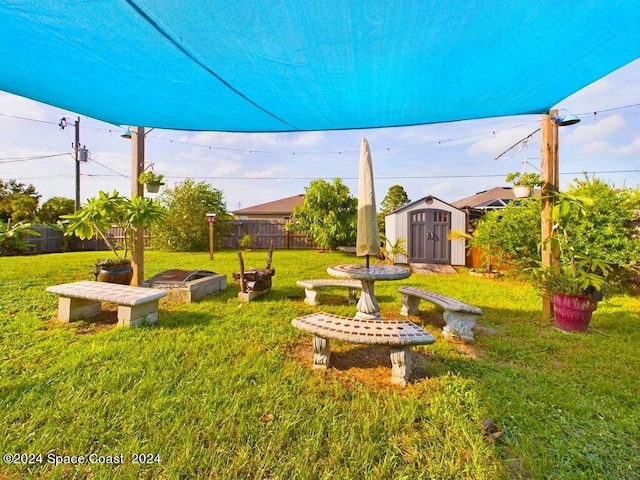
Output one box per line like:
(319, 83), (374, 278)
(146, 182), (162, 193)
(552, 293), (597, 332)
(513, 186), (532, 198)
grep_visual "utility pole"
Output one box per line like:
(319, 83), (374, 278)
(74, 117), (81, 211)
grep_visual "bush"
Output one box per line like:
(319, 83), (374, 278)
(472, 198), (541, 269)
(288, 178), (356, 250)
(153, 180), (230, 252)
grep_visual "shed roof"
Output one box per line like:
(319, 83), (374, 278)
(233, 194), (304, 216)
(386, 195), (464, 216)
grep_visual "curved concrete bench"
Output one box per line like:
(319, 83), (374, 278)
(398, 286), (483, 342)
(292, 312), (435, 386)
(46, 281), (167, 327)
(296, 279), (362, 306)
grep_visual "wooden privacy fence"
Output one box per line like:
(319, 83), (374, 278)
(16, 220), (317, 255)
(19, 225), (152, 255)
(222, 220), (317, 249)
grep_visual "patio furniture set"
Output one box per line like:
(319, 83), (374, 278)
(44, 256), (482, 387)
(291, 263), (483, 386)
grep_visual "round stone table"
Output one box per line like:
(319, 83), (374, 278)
(327, 264), (411, 320)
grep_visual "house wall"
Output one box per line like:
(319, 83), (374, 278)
(385, 197), (466, 265)
(235, 214), (290, 221)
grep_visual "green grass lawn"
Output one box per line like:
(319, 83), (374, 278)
(1, 249), (639, 480)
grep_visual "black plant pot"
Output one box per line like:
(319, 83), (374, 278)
(97, 264), (134, 285)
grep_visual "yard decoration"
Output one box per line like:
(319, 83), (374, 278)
(532, 192), (613, 332)
(505, 171), (542, 198)
(138, 171), (165, 193)
(233, 240), (275, 301)
(62, 190), (166, 284)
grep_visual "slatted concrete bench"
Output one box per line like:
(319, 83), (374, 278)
(398, 286), (483, 342)
(46, 281), (167, 327)
(292, 312), (435, 386)
(296, 279), (362, 306)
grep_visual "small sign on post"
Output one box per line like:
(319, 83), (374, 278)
(206, 213), (217, 260)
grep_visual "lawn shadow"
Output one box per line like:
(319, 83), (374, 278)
(292, 341), (438, 390)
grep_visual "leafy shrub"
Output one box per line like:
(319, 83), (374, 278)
(288, 178), (357, 250)
(153, 180), (230, 252)
(0, 220), (40, 255)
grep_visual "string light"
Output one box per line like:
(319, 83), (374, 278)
(2, 104), (638, 157)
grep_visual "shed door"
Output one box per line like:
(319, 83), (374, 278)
(408, 209), (451, 264)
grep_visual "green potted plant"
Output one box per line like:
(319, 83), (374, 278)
(62, 190), (166, 284)
(531, 192), (613, 332)
(238, 233), (258, 251)
(380, 236), (408, 264)
(138, 171), (165, 193)
(505, 171), (542, 198)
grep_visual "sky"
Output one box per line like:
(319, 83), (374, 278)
(1, 58), (638, 213)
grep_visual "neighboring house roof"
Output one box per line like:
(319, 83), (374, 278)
(233, 194), (304, 216)
(451, 187), (517, 210)
(385, 195), (464, 216)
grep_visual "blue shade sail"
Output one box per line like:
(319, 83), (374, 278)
(0, 1), (638, 132)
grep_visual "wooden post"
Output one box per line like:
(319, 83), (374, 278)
(131, 127), (145, 286)
(265, 240), (274, 269)
(209, 221), (214, 260)
(237, 252), (246, 293)
(540, 111), (560, 320)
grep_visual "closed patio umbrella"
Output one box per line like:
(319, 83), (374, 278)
(356, 137), (380, 267)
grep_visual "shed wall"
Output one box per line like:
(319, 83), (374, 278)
(385, 197), (466, 265)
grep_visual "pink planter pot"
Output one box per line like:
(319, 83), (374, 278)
(552, 294), (597, 332)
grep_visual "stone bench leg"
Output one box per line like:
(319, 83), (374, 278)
(390, 346), (413, 387)
(442, 311), (478, 342)
(400, 294), (420, 316)
(304, 288), (319, 306)
(57, 296), (101, 322)
(312, 336), (330, 369)
(347, 288), (358, 305)
(117, 300), (160, 327)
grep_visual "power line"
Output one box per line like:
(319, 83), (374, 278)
(0, 153), (70, 163)
(2, 102), (639, 157)
(0, 113), (59, 125)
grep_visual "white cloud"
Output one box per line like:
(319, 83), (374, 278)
(178, 130), (326, 150)
(564, 115), (626, 145)
(579, 135), (640, 158)
(558, 58), (640, 113)
(0, 93), (47, 120)
(466, 127), (540, 158)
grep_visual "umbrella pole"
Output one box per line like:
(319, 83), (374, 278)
(366, 254), (370, 268)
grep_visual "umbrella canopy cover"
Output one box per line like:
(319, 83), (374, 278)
(356, 137), (380, 258)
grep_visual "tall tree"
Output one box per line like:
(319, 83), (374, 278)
(38, 196), (76, 223)
(380, 184), (410, 213)
(378, 184), (410, 235)
(0, 179), (41, 222)
(288, 178), (357, 250)
(154, 179), (230, 251)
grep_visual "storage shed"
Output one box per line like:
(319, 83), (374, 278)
(384, 196), (466, 265)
